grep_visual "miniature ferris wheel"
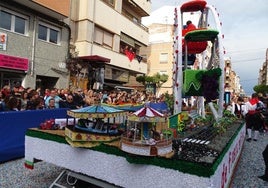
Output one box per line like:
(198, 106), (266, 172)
(173, 0), (225, 121)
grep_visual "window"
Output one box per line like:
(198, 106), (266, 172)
(38, 23), (60, 44)
(49, 29), (58, 43)
(0, 11), (11, 30)
(0, 9), (28, 35)
(38, 25), (47, 41)
(101, 0), (115, 8)
(94, 26), (113, 49)
(159, 70), (168, 75)
(15, 16), (26, 34)
(159, 53), (168, 64)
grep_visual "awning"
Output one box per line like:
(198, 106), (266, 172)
(78, 55), (111, 63)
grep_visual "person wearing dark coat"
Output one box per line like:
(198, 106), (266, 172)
(258, 144), (268, 182)
(59, 94), (78, 109)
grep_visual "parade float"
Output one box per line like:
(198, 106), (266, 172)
(24, 0), (246, 187)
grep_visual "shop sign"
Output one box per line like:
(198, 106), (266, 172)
(0, 32), (7, 51)
(0, 54), (29, 71)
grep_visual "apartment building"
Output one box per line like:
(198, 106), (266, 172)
(0, 0), (150, 92)
(259, 48), (268, 85)
(67, 0), (150, 90)
(140, 23), (174, 95)
(0, 0), (70, 90)
(224, 58), (243, 95)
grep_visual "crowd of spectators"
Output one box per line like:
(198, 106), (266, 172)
(0, 82), (168, 112)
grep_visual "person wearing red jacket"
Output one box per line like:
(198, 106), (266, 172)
(186, 20), (197, 30)
(243, 93), (263, 141)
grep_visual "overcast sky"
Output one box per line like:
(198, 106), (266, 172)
(150, 0), (268, 95)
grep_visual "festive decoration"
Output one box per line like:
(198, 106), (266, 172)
(124, 47), (135, 62)
(183, 69), (204, 96)
(196, 68), (222, 103)
(121, 104), (172, 157)
(136, 55), (143, 63)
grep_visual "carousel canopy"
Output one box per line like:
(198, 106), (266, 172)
(102, 103), (143, 112)
(67, 104), (128, 119)
(128, 106), (167, 122)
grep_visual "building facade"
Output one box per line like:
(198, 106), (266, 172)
(224, 58), (244, 96)
(140, 23), (174, 95)
(0, 0), (70, 91)
(0, 0), (151, 92)
(67, 0), (150, 91)
(259, 48), (268, 85)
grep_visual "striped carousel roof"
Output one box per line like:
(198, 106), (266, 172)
(128, 106), (167, 122)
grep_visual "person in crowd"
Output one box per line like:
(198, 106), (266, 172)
(258, 144), (268, 182)
(47, 98), (56, 109)
(231, 96), (243, 118)
(7, 97), (20, 111)
(239, 96), (247, 118)
(84, 89), (95, 106)
(34, 96), (45, 110)
(20, 91), (29, 111)
(106, 91), (116, 104)
(73, 88), (85, 107)
(59, 94), (79, 109)
(26, 90), (39, 110)
(0, 91), (6, 111)
(43, 88), (51, 101)
(10, 82), (22, 98)
(45, 89), (63, 108)
(1, 85), (11, 99)
(58, 88), (67, 101)
(36, 87), (42, 97)
(243, 93), (263, 141)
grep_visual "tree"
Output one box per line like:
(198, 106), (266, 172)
(136, 73), (168, 95)
(136, 75), (146, 87)
(153, 73), (168, 96)
(253, 84), (268, 94)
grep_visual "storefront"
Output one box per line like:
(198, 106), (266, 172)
(0, 54), (28, 89)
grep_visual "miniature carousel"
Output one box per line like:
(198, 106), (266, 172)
(120, 104), (173, 156)
(65, 103), (128, 148)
